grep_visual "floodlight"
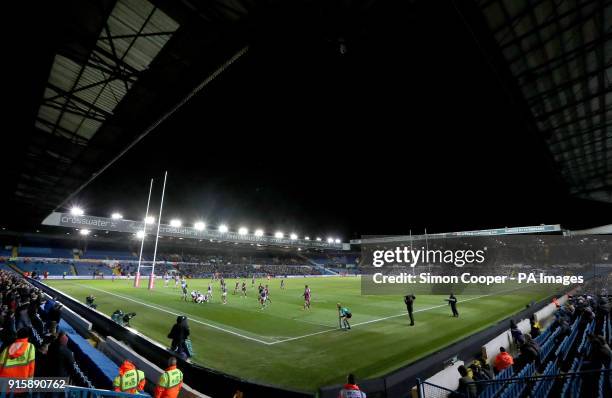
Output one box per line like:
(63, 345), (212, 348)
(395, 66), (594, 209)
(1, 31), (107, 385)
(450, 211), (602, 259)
(194, 221), (206, 231)
(238, 227), (248, 235)
(111, 213), (123, 220)
(170, 219), (182, 227)
(70, 207), (84, 216)
(79, 229), (91, 236)
(335, 238), (341, 244)
(254, 229), (264, 237)
(327, 237), (334, 243)
(144, 216), (155, 224)
(305, 236), (310, 240)
(316, 237), (322, 241)
(219, 224), (229, 233)
(274, 232), (284, 239)
(290, 233), (298, 240)
(136, 231), (145, 239)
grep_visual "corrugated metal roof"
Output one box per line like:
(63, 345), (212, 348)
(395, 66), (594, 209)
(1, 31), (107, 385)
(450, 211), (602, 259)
(36, 0), (179, 145)
(478, 0), (611, 202)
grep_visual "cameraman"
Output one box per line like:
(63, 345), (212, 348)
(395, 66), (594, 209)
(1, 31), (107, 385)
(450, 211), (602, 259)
(111, 309), (124, 326)
(85, 295), (96, 309)
(122, 313), (136, 327)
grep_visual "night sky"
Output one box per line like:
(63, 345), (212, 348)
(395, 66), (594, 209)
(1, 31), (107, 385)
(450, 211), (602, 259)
(12, 1), (612, 239)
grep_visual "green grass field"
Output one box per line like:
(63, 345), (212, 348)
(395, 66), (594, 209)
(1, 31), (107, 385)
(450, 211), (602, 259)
(46, 277), (547, 392)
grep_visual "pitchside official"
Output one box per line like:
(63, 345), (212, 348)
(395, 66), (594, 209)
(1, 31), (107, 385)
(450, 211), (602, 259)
(404, 294), (416, 326)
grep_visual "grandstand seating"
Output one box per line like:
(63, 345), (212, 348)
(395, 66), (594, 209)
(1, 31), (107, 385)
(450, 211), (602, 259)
(74, 262), (114, 276)
(14, 260), (72, 275)
(82, 250), (136, 260)
(417, 288), (612, 398)
(59, 319), (118, 390)
(18, 246), (73, 258)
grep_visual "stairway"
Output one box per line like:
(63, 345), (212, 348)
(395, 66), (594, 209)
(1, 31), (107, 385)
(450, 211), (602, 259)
(297, 253), (338, 275)
(8, 262), (23, 274)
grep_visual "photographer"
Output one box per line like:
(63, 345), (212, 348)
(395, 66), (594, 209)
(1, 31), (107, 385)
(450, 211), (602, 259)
(122, 312), (136, 327)
(85, 295), (97, 309)
(111, 309), (124, 325)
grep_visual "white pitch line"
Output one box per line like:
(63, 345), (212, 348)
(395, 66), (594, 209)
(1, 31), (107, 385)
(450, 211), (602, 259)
(81, 285), (276, 345)
(269, 293), (495, 345)
(78, 284), (516, 346)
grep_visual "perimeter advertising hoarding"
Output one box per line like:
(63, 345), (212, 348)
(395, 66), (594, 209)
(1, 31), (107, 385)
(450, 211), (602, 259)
(42, 212), (344, 250)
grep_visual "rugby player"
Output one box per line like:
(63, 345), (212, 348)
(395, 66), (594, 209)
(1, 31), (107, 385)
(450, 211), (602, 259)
(222, 283), (228, 304)
(337, 303), (352, 330)
(303, 285), (311, 310)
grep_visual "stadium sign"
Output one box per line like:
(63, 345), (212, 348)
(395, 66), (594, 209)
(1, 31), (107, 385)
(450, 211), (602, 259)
(350, 224), (561, 245)
(42, 212), (345, 250)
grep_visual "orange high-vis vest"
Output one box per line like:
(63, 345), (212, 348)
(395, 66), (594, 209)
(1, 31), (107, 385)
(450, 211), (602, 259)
(154, 365), (183, 398)
(0, 338), (36, 378)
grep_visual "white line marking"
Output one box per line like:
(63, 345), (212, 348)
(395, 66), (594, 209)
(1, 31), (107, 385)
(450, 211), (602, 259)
(151, 287), (332, 329)
(81, 284), (277, 345)
(269, 293), (495, 345)
(74, 283), (517, 346)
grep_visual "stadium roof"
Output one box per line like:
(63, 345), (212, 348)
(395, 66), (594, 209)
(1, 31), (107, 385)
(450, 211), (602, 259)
(476, 0), (611, 202)
(6, 0), (612, 233)
(10, 0), (251, 220)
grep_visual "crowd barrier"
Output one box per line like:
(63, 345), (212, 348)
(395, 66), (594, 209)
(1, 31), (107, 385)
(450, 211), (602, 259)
(319, 294), (557, 398)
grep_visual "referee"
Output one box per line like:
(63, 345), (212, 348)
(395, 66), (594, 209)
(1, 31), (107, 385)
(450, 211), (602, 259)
(404, 294), (416, 326)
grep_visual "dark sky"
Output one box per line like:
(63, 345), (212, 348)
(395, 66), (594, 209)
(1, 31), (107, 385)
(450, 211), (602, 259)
(18, 1), (612, 239)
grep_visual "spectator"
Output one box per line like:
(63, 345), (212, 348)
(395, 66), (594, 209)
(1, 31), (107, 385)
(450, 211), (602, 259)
(493, 347), (513, 373)
(47, 332), (76, 381)
(154, 357), (183, 398)
(517, 334), (539, 367)
(469, 359), (492, 382)
(34, 337), (52, 377)
(113, 359), (146, 394)
(338, 373), (366, 398)
(509, 320), (525, 345)
(529, 317), (541, 338)
(0, 327), (36, 379)
(48, 302), (62, 336)
(468, 360), (491, 396)
(455, 365), (477, 398)
(168, 316), (191, 360)
(15, 300), (32, 331)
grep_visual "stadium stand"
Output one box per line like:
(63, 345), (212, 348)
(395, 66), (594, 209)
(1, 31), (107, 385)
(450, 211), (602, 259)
(13, 260), (73, 276)
(18, 246), (73, 258)
(81, 250), (137, 261)
(415, 278), (612, 398)
(0, 269), (215, 397)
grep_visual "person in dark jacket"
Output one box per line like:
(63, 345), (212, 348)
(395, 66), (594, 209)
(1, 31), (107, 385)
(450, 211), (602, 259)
(47, 332), (76, 380)
(404, 294), (415, 326)
(48, 303), (62, 336)
(517, 334), (539, 367)
(447, 293), (459, 317)
(168, 316), (190, 359)
(15, 301), (32, 331)
(455, 365), (477, 398)
(468, 360), (491, 395)
(510, 320), (525, 345)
